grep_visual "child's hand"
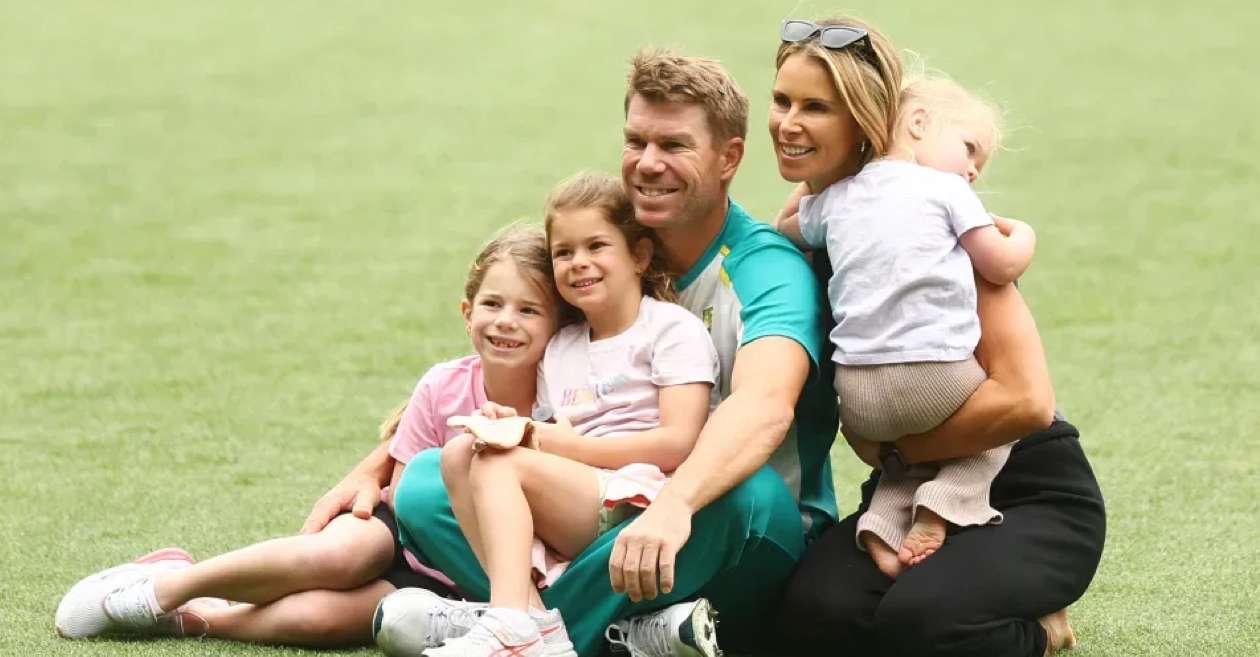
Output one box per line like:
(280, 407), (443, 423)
(447, 415), (532, 451)
(476, 401), (518, 420)
(990, 213), (1031, 237)
(528, 416), (580, 454)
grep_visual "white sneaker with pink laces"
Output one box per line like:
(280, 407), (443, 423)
(55, 547), (223, 639)
(422, 608), (554, 657)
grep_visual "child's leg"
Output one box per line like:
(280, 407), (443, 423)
(856, 466), (934, 579)
(152, 512), (394, 612)
(468, 447), (601, 611)
(440, 435), (490, 569)
(901, 442), (1013, 564)
(189, 580), (396, 647)
(444, 436), (547, 611)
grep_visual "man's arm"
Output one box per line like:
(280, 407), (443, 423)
(300, 440), (394, 533)
(608, 336), (809, 601)
(892, 278), (1055, 464)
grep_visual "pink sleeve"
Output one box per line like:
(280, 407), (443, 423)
(387, 372), (445, 465)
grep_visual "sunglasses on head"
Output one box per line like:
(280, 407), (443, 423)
(780, 19), (871, 52)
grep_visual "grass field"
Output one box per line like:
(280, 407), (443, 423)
(3, 1), (1258, 655)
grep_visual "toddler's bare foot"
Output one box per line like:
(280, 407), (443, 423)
(860, 532), (904, 579)
(1039, 608), (1077, 655)
(899, 508), (947, 566)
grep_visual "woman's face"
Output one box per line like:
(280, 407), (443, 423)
(769, 53), (864, 193)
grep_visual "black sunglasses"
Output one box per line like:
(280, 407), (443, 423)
(780, 19), (871, 52)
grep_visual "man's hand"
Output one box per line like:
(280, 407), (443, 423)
(300, 472), (381, 534)
(609, 494), (692, 602)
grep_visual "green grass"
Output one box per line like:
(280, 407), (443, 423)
(3, 1), (1257, 655)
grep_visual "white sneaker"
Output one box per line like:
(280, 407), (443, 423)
(55, 547), (194, 639)
(529, 607), (578, 657)
(605, 599), (721, 657)
(374, 588), (487, 656)
(423, 609), (546, 657)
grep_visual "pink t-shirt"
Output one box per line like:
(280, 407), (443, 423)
(537, 295), (719, 436)
(388, 354), (487, 464)
(386, 354), (487, 588)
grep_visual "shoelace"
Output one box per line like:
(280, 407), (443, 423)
(102, 578), (160, 629)
(426, 604), (484, 646)
(439, 616), (501, 652)
(604, 613), (673, 657)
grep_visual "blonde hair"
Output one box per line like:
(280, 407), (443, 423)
(897, 77), (1004, 158)
(625, 48), (749, 142)
(775, 16), (903, 173)
(543, 172), (676, 304)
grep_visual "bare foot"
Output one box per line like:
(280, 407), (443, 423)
(860, 532), (904, 579)
(1039, 608), (1077, 655)
(899, 508), (947, 566)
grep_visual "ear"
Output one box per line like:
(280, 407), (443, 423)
(632, 237), (654, 274)
(907, 108), (930, 140)
(460, 298), (473, 333)
(717, 136), (745, 184)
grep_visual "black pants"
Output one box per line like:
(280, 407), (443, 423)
(775, 421), (1106, 657)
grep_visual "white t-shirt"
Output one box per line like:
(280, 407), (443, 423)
(798, 159), (993, 366)
(536, 295), (719, 436)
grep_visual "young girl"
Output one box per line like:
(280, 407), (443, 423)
(425, 173), (720, 657)
(54, 225), (565, 646)
(775, 59), (1047, 575)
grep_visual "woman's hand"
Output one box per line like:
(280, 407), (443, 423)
(846, 433), (882, 469)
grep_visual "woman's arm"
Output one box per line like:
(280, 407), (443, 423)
(892, 277), (1055, 464)
(530, 382), (712, 472)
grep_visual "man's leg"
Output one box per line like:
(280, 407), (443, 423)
(392, 448), (491, 599)
(542, 465), (804, 656)
(395, 451), (805, 657)
(776, 476), (889, 656)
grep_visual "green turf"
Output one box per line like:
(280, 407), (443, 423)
(3, 1), (1257, 655)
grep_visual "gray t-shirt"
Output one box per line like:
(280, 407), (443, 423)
(799, 159), (993, 366)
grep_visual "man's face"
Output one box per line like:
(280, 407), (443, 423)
(621, 95), (733, 230)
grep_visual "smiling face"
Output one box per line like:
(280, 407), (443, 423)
(460, 259), (557, 371)
(768, 53), (864, 192)
(621, 95), (737, 231)
(547, 206), (650, 318)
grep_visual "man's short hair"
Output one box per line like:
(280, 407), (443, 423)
(624, 48), (749, 142)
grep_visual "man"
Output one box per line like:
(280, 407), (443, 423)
(317, 50), (838, 657)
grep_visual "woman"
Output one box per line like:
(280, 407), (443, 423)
(765, 16), (1106, 657)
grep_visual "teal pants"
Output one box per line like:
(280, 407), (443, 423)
(393, 448), (805, 657)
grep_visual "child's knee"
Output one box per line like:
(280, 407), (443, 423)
(296, 519), (392, 587)
(440, 435), (477, 485)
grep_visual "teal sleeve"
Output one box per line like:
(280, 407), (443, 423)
(725, 230), (826, 368)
